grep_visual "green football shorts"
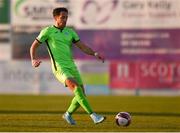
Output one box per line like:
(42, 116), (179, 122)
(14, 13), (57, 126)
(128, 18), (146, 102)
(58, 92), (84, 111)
(53, 66), (83, 87)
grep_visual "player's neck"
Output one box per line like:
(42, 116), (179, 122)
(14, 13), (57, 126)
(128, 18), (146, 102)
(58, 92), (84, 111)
(54, 24), (65, 29)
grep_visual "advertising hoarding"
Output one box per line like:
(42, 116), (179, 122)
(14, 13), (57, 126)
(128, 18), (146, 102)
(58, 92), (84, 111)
(73, 0), (180, 29)
(12, 0), (180, 29)
(11, 0), (74, 27)
(0, 60), (109, 95)
(74, 29), (180, 60)
(110, 61), (180, 89)
(0, 61), (71, 94)
(76, 60), (110, 95)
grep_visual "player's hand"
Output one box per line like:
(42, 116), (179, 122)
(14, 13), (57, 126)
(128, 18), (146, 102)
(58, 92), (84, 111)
(94, 52), (105, 63)
(31, 59), (42, 68)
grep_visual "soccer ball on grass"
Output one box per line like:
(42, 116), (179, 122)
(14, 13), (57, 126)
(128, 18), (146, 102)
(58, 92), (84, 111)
(115, 112), (131, 126)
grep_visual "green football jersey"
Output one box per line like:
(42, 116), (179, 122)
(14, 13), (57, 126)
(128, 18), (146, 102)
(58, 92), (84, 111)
(36, 25), (80, 70)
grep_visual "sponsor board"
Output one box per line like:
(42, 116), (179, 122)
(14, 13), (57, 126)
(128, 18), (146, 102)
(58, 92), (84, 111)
(0, 60), (109, 95)
(76, 60), (111, 95)
(110, 61), (180, 89)
(74, 29), (180, 60)
(11, 29), (180, 60)
(11, 0), (74, 27)
(74, 0), (180, 29)
(75, 60), (109, 85)
(11, 0), (180, 29)
(75, 60), (110, 95)
(0, 61), (71, 94)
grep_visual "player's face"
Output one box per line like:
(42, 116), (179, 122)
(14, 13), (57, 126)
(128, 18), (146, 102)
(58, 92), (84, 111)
(55, 11), (68, 28)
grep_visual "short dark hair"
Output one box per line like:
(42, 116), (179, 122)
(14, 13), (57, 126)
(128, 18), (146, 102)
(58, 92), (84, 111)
(53, 7), (68, 17)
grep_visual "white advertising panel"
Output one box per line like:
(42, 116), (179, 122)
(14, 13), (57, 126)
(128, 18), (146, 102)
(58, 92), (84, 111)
(73, 0), (180, 29)
(0, 61), (71, 94)
(0, 60), (110, 95)
(11, 0), (74, 26)
(11, 0), (180, 29)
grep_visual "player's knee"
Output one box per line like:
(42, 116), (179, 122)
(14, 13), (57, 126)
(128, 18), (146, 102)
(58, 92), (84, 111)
(66, 78), (78, 90)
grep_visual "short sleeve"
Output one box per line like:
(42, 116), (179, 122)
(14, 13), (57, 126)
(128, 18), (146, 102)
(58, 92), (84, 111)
(36, 27), (49, 43)
(71, 28), (80, 43)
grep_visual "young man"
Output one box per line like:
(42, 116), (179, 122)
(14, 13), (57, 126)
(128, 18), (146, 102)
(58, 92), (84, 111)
(30, 7), (105, 125)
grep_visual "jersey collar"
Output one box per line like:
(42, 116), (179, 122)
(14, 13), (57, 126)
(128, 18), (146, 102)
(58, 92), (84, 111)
(53, 25), (64, 32)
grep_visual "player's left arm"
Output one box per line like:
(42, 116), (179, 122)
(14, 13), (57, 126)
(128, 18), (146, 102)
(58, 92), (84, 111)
(75, 40), (105, 63)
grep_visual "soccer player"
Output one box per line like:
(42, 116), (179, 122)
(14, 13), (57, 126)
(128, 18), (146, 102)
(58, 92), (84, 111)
(30, 7), (105, 125)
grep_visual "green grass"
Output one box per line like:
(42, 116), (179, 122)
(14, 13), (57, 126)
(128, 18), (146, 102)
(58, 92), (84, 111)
(0, 95), (180, 132)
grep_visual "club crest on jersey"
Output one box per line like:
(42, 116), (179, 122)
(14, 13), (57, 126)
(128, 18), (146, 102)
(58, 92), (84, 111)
(64, 32), (69, 36)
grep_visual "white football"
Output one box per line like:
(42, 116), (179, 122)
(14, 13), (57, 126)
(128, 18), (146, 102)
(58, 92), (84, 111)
(115, 112), (131, 126)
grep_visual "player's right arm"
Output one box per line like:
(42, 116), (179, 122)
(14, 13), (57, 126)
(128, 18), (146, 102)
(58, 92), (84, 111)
(30, 40), (42, 68)
(30, 27), (49, 68)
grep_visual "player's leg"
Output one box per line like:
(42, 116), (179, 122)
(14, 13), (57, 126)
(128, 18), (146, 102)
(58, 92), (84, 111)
(66, 68), (87, 114)
(67, 85), (85, 114)
(69, 67), (105, 124)
(53, 69), (78, 125)
(78, 86), (106, 124)
(66, 78), (93, 114)
(63, 85), (85, 125)
(66, 78), (106, 124)
(53, 68), (105, 124)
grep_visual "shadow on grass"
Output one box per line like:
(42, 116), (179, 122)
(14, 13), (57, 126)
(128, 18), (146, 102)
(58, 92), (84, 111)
(0, 110), (180, 117)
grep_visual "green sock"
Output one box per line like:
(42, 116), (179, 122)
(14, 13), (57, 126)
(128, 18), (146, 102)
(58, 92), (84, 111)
(67, 97), (80, 114)
(73, 86), (93, 114)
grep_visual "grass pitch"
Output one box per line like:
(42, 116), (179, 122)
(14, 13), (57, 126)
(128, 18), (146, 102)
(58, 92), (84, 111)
(0, 95), (180, 132)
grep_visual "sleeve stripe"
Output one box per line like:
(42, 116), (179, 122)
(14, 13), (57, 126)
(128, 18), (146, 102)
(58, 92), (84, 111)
(72, 39), (80, 43)
(36, 38), (42, 44)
